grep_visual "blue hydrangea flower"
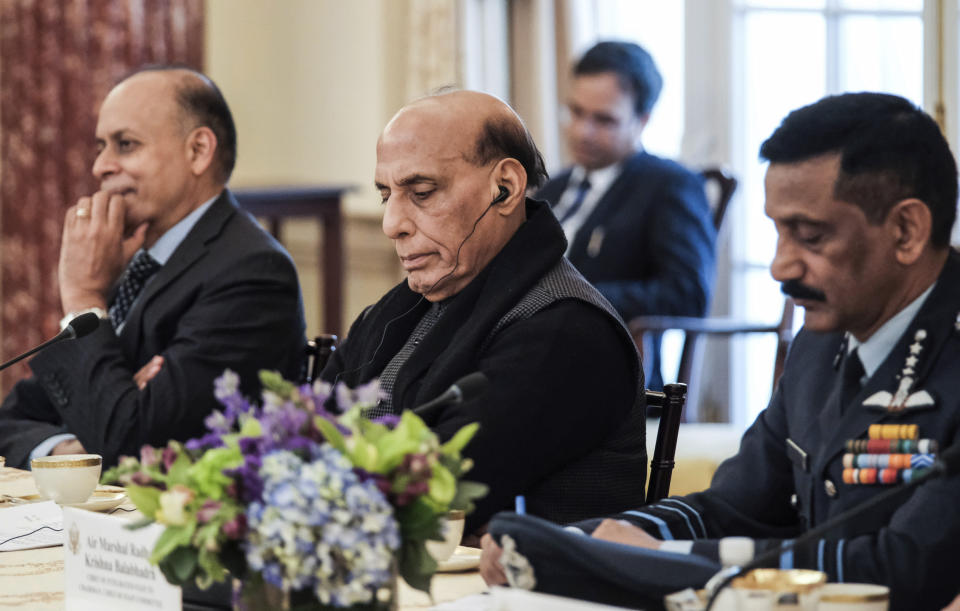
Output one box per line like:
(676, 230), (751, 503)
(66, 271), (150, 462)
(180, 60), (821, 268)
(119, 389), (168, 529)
(245, 447), (400, 606)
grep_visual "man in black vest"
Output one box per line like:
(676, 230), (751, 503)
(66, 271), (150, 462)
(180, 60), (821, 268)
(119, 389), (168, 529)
(322, 90), (646, 531)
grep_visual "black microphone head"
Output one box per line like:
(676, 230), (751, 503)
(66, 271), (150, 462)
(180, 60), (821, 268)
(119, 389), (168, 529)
(453, 371), (489, 402)
(66, 312), (102, 339)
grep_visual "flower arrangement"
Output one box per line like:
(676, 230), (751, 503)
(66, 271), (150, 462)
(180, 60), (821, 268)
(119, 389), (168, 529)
(102, 370), (487, 608)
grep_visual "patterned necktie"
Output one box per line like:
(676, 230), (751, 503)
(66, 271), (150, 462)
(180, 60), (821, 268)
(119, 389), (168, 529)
(558, 176), (592, 224)
(839, 348), (865, 412)
(109, 251), (161, 331)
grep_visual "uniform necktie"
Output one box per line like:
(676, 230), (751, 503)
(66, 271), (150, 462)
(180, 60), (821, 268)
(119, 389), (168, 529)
(839, 348), (865, 412)
(558, 176), (592, 224)
(109, 251), (161, 331)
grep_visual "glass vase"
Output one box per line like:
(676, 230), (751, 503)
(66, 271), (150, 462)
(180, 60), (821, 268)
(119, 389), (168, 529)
(233, 572), (397, 611)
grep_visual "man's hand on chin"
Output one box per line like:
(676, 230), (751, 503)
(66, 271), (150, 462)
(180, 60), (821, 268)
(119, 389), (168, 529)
(52, 439), (87, 455)
(58, 191), (146, 313)
(591, 519), (663, 549)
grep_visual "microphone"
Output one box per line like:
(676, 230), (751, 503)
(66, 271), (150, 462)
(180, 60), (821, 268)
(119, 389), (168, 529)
(413, 372), (489, 419)
(705, 442), (960, 609)
(0, 312), (102, 372)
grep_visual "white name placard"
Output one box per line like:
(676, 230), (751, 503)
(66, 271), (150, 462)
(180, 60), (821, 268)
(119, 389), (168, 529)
(62, 506), (181, 611)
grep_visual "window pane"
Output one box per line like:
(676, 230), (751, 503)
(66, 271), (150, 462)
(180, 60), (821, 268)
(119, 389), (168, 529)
(838, 0), (922, 10)
(838, 15), (923, 103)
(733, 11), (826, 421)
(595, 0), (684, 158)
(732, 268), (783, 425)
(736, 0), (826, 8)
(739, 12), (826, 267)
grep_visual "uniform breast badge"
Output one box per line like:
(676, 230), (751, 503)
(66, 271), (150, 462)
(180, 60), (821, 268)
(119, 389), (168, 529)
(861, 329), (936, 414)
(842, 424), (938, 485)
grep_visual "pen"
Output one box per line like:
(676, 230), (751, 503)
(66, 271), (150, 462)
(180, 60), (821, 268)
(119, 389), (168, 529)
(514, 495), (526, 515)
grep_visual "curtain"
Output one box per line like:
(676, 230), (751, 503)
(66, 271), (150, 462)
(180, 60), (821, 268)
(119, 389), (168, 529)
(406, 0), (459, 100)
(0, 0), (204, 391)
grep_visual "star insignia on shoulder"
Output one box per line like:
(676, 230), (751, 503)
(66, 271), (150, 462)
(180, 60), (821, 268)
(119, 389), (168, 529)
(863, 328), (936, 414)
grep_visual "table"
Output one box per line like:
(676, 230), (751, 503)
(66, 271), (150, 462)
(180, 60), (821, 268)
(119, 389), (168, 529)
(0, 467), (486, 610)
(233, 186), (352, 336)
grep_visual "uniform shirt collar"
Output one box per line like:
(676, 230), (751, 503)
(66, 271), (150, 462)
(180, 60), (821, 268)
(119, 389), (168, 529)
(147, 192), (220, 264)
(848, 281), (936, 378)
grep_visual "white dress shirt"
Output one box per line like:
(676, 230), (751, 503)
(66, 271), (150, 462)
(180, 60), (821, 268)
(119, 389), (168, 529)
(553, 162), (624, 254)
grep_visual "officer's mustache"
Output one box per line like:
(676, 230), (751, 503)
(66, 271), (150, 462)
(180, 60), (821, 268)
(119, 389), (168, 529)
(781, 279), (827, 302)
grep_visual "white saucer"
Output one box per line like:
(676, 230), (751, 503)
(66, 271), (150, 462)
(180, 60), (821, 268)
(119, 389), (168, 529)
(436, 546), (482, 572)
(20, 486), (128, 512)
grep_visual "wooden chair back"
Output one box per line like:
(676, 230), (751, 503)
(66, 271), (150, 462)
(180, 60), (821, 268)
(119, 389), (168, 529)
(701, 167), (737, 231)
(303, 334), (339, 384)
(645, 383), (688, 503)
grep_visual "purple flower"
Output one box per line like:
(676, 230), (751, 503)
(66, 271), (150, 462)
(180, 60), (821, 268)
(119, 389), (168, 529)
(238, 436), (263, 455)
(223, 514), (247, 540)
(130, 471), (156, 487)
(161, 445), (178, 471)
(373, 413), (401, 428)
(228, 455), (264, 504)
(403, 453), (431, 478)
(140, 445), (159, 468)
(185, 432), (225, 451)
(197, 500), (222, 524)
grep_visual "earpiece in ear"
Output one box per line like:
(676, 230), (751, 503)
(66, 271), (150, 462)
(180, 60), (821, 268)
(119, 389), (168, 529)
(491, 186), (510, 206)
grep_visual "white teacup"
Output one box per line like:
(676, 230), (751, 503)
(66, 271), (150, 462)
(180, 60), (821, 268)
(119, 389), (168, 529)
(818, 583), (889, 611)
(31, 454), (102, 504)
(725, 569), (826, 611)
(426, 510), (465, 562)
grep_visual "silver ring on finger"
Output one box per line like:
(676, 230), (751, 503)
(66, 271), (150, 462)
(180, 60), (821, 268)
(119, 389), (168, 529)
(76, 207), (91, 218)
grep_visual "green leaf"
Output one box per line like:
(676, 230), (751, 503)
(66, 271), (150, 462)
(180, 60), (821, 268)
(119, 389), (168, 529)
(450, 480), (489, 514)
(398, 540), (437, 594)
(150, 523), (197, 564)
(315, 417), (347, 453)
(428, 463), (457, 505)
(164, 445), (193, 485)
(357, 418), (389, 443)
(396, 498), (444, 542)
(440, 422), (479, 456)
(238, 417), (263, 439)
(188, 447), (242, 500)
(346, 435), (379, 471)
(259, 370), (297, 397)
(157, 557), (181, 586)
(167, 545), (199, 584)
(124, 517), (156, 531)
(396, 411), (431, 443)
(196, 547), (228, 586)
(125, 485), (162, 519)
(373, 430), (420, 474)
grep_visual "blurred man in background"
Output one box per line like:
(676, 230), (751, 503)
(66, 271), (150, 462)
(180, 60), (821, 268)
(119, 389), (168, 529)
(537, 41), (715, 389)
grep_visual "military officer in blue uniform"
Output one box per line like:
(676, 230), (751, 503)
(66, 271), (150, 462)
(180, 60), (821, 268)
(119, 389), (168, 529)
(480, 92), (960, 611)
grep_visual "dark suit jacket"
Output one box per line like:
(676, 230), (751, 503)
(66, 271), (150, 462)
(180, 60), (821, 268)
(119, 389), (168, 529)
(0, 191), (306, 468)
(323, 200), (646, 530)
(536, 152), (716, 387)
(596, 250), (960, 611)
